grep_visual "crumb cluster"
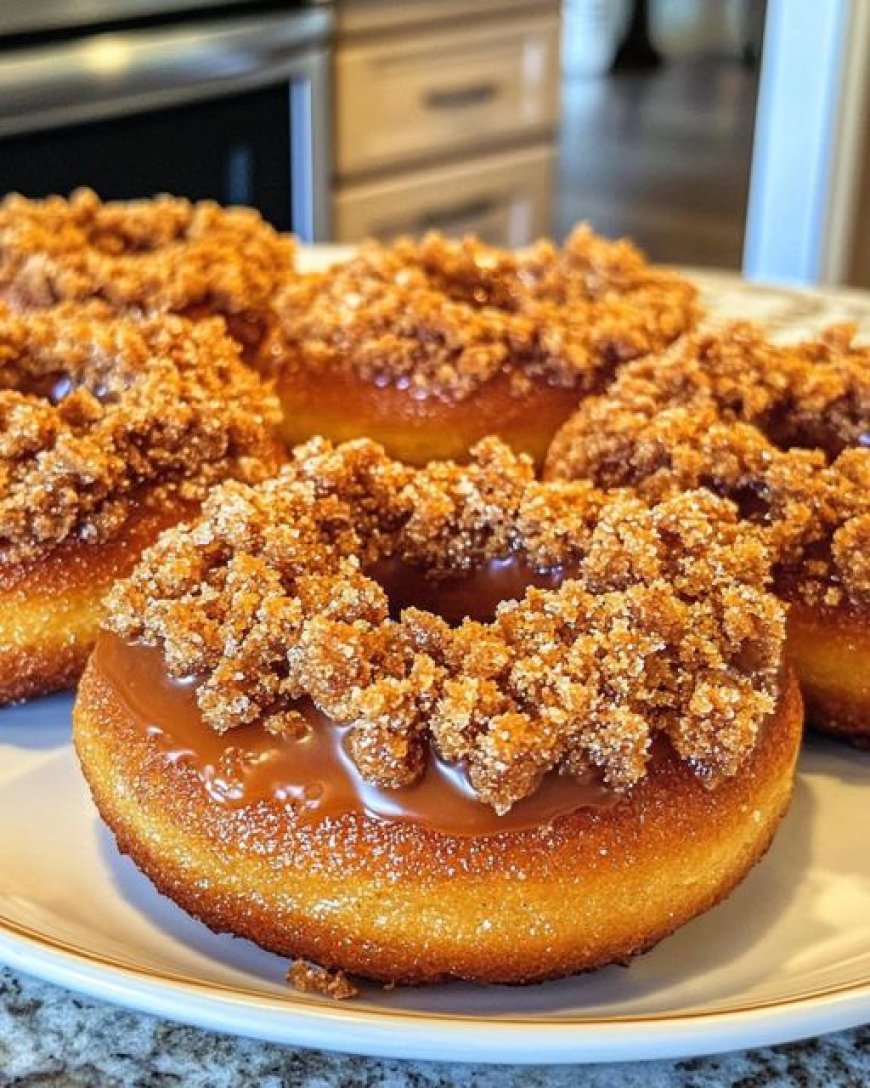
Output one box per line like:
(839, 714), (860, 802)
(106, 438), (785, 814)
(269, 227), (698, 402)
(545, 323), (870, 608)
(0, 305), (282, 564)
(0, 189), (295, 324)
(287, 961), (359, 1000)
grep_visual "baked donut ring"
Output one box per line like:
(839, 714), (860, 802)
(0, 305), (282, 704)
(263, 227), (698, 465)
(76, 439), (800, 984)
(0, 189), (295, 362)
(545, 323), (870, 744)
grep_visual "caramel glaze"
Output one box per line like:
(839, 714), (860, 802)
(93, 552), (620, 837)
(271, 359), (587, 467)
(94, 634), (617, 837)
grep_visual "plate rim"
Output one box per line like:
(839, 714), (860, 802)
(1, 908), (869, 1063)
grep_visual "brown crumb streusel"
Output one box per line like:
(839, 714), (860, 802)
(0, 305), (282, 565)
(268, 226), (698, 402)
(545, 324), (870, 608)
(0, 189), (295, 322)
(287, 961), (359, 1000)
(105, 438), (785, 814)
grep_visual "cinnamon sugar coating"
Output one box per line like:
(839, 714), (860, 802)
(545, 323), (870, 607)
(267, 226), (698, 402)
(0, 305), (282, 565)
(105, 438), (785, 814)
(0, 189), (294, 325)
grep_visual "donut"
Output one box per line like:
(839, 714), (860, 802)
(0, 189), (295, 362)
(0, 304), (283, 704)
(262, 227), (698, 465)
(545, 322), (870, 744)
(75, 438), (800, 984)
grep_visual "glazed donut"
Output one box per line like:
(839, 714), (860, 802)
(0, 189), (295, 362)
(0, 305), (282, 704)
(545, 322), (870, 744)
(262, 227), (698, 465)
(75, 439), (800, 984)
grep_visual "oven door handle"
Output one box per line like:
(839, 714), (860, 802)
(0, 8), (332, 138)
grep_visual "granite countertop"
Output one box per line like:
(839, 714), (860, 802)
(0, 968), (866, 1087)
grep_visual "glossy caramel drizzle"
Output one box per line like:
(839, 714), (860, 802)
(94, 551), (617, 836)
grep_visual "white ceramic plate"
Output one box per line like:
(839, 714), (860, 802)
(0, 693), (868, 1064)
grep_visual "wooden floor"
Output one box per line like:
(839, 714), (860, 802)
(555, 56), (760, 269)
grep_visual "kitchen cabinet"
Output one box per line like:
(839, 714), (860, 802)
(335, 142), (554, 244)
(333, 0), (560, 245)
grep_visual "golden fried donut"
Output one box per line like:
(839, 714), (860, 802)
(75, 439), (800, 984)
(0, 305), (282, 704)
(263, 227), (698, 465)
(0, 189), (295, 362)
(545, 323), (870, 744)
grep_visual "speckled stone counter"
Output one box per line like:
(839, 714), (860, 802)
(0, 968), (865, 1087)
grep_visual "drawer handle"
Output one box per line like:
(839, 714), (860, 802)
(375, 198), (498, 240)
(418, 197), (497, 232)
(423, 82), (498, 111)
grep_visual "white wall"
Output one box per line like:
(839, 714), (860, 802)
(743, 0), (870, 285)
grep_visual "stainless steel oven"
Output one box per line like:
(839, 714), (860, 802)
(0, 2), (332, 238)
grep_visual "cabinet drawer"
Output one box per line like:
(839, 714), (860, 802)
(334, 144), (555, 247)
(337, 0), (559, 37)
(336, 14), (560, 177)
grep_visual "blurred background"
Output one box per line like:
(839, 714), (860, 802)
(0, 0), (866, 285)
(558, 0), (763, 269)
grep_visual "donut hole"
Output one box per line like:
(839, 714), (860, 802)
(368, 553), (566, 625)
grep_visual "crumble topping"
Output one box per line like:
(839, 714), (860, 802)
(287, 961), (359, 1000)
(598, 323), (869, 453)
(268, 226), (698, 402)
(0, 189), (295, 320)
(0, 305), (282, 565)
(105, 438), (785, 814)
(545, 324), (870, 608)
